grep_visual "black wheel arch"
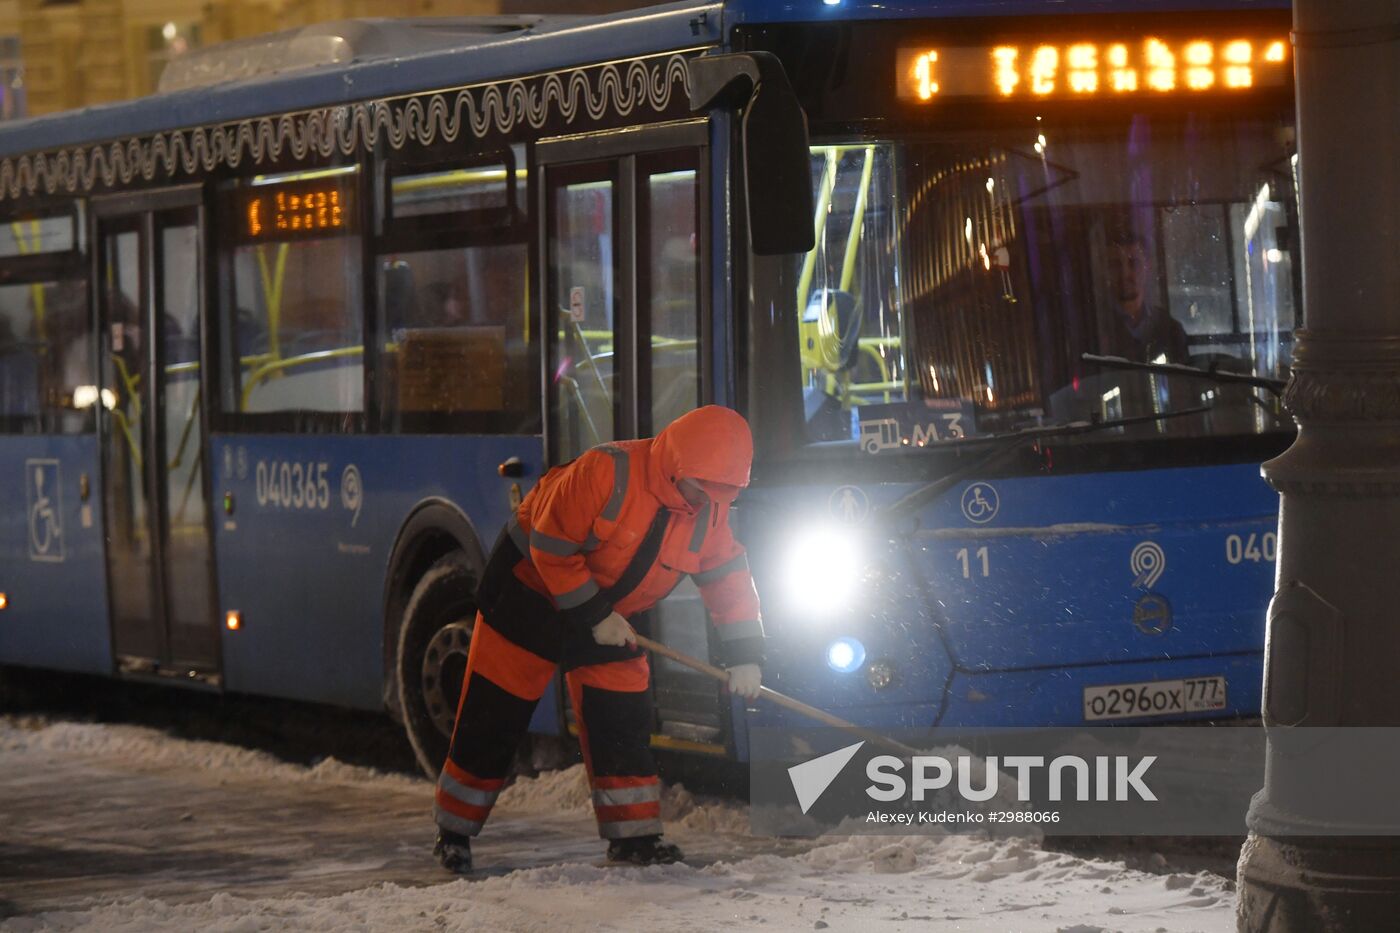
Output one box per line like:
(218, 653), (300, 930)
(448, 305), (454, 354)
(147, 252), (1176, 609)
(381, 498), (487, 718)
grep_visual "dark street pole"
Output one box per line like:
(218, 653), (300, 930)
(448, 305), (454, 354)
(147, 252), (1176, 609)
(1237, 0), (1400, 930)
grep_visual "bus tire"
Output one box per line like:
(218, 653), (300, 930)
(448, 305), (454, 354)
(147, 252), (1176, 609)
(397, 551), (479, 779)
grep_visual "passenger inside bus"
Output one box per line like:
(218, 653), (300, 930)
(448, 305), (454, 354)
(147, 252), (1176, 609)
(225, 231), (365, 415)
(0, 309), (38, 417)
(0, 279), (92, 426)
(376, 243), (527, 423)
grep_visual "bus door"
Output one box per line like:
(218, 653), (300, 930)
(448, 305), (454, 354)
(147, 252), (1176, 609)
(537, 122), (727, 751)
(94, 189), (220, 679)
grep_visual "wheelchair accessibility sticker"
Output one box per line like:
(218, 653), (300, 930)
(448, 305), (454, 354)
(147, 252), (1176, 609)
(960, 482), (999, 524)
(26, 459), (64, 562)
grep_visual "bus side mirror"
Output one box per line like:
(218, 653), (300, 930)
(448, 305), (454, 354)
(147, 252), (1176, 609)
(688, 52), (815, 256)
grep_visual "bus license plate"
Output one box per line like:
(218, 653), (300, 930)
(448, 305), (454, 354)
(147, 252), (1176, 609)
(1083, 676), (1227, 721)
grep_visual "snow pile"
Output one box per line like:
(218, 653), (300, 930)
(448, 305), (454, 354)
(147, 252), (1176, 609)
(1, 717), (748, 834)
(662, 781), (749, 835)
(498, 763), (749, 834)
(495, 762), (594, 813)
(1, 716), (1238, 932)
(0, 716), (425, 793)
(3, 834), (1235, 933)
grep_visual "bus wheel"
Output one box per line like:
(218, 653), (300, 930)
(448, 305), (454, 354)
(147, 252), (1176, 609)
(397, 552), (477, 779)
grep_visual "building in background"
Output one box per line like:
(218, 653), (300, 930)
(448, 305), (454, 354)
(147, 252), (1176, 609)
(0, 0), (650, 121)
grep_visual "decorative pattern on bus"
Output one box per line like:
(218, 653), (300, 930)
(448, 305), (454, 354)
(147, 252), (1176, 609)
(0, 51), (694, 200)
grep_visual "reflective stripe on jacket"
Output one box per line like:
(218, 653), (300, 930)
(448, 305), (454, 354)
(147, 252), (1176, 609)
(512, 406), (764, 666)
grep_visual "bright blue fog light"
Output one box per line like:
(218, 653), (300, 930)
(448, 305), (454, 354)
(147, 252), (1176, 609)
(826, 637), (866, 673)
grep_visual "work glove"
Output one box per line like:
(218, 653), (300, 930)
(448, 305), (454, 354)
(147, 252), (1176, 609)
(592, 611), (636, 647)
(726, 663), (762, 701)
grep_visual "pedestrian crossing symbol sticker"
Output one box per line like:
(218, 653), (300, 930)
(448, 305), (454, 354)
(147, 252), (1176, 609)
(829, 485), (870, 525)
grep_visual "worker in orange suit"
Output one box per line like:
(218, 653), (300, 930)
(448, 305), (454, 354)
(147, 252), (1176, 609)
(433, 405), (765, 871)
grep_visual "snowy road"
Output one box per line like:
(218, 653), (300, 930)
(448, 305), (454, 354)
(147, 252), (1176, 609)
(0, 717), (1238, 932)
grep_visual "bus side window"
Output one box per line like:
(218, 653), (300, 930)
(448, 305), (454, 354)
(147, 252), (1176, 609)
(639, 154), (702, 435)
(374, 243), (529, 428)
(374, 146), (534, 434)
(0, 209), (91, 433)
(542, 134), (707, 456)
(219, 168), (363, 422)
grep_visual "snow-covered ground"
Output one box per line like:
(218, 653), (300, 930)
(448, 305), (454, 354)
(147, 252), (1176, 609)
(0, 716), (1237, 932)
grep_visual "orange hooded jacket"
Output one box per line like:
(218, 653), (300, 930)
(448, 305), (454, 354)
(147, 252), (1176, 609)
(505, 406), (764, 667)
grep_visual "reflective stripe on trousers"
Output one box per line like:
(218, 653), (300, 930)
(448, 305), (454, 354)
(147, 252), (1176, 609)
(438, 612), (662, 841)
(434, 758), (506, 837)
(567, 657), (662, 840)
(592, 775), (663, 839)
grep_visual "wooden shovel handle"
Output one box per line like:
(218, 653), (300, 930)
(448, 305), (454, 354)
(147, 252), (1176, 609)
(633, 633), (921, 759)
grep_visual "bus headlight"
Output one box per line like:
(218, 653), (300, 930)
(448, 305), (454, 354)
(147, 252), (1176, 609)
(826, 637), (866, 673)
(780, 525), (861, 615)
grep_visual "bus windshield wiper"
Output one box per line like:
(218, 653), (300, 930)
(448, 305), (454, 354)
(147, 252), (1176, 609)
(874, 403), (1213, 524)
(1081, 352), (1287, 395)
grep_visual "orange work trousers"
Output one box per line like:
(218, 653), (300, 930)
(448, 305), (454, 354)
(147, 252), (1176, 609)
(434, 611), (661, 841)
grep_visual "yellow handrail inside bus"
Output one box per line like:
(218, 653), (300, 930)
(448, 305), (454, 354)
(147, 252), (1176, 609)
(841, 147), (875, 294)
(565, 314), (612, 407)
(239, 345), (363, 410)
(111, 353), (141, 420)
(559, 374), (602, 447)
(798, 148), (838, 315)
(106, 353), (146, 468)
(560, 330), (694, 354)
(389, 166), (528, 196)
(255, 243), (290, 370)
(109, 407), (142, 470)
(10, 220), (48, 340)
(799, 146), (877, 380)
(849, 379), (903, 397)
(858, 338), (895, 401)
(172, 446), (205, 526)
(167, 385), (200, 470)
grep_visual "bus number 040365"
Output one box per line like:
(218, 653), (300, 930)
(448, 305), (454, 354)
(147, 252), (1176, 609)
(255, 460), (331, 511)
(1225, 532), (1276, 565)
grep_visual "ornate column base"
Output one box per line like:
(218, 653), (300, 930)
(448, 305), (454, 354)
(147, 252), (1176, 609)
(1238, 835), (1400, 932)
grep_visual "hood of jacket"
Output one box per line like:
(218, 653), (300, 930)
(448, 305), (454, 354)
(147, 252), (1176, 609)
(647, 406), (753, 511)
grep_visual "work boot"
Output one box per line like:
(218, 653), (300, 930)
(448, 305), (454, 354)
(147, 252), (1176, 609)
(434, 829), (473, 874)
(606, 834), (683, 865)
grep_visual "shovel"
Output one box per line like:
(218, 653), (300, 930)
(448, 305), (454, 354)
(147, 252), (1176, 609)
(633, 633), (921, 759)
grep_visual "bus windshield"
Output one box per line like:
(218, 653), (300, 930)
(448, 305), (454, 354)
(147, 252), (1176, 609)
(798, 113), (1298, 451)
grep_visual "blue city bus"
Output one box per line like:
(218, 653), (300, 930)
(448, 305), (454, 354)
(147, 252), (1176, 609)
(0, 0), (1296, 776)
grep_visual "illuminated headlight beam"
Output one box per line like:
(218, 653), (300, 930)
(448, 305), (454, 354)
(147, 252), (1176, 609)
(779, 525), (862, 617)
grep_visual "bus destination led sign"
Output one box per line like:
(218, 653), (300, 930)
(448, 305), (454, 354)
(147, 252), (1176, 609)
(241, 182), (352, 240)
(897, 37), (1289, 102)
